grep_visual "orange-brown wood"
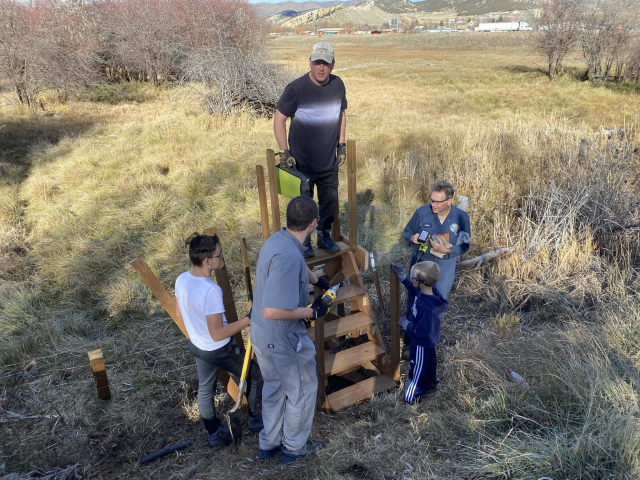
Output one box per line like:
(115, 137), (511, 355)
(347, 140), (357, 251)
(240, 237), (253, 306)
(266, 149), (281, 233)
(340, 234), (369, 270)
(204, 227), (243, 347)
(313, 285), (328, 412)
(389, 266), (401, 382)
(130, 257), (188, 338)
(88, 349), (111, 400)
(332, 201), (341, 241)
(256, 165), (271, 241)
(326, 374), (397, 412)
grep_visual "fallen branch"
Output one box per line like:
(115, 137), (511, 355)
(457, 247), (513, 268)
(0, 411), (60, 423)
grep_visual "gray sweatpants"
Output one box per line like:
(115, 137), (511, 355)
(251, 321), (317, 451)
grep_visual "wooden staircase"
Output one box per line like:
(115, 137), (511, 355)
(256, 140), (400, 412)
(306, 248), (397, 412)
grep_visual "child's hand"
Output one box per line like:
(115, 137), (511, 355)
(397, 316), (410, 330)
(391, 263), (406, 281)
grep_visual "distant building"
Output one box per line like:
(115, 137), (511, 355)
(318, 28), (346, 35)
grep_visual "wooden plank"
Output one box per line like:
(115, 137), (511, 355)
(309, 283), (365, 307)
(240, 237), (253, 305)
(340, 234), (369, 270)
(326, 374), (397, 412)
(307, 312), (374, 342)
(331, 200), (341, 242)
(304, 242), (351, 268)
(204, 227), (243, 348)
(389, 266), (401, 382)
(313, 285), (327, 411)
(219, 370), (248, 411)
(347, 140), (357, 253)
(130, 257), (188, 338)
(256, 165), (271, 241)
(88, 349), (111, 400)
(324, 342), (385, 376)
(266, 149), (281, 233)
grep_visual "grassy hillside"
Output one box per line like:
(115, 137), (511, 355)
(1, 34), (640, 479)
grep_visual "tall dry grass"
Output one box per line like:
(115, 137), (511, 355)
(1, 34), (640, 478)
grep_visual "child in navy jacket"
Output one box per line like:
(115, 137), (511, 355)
(391, 261), (449, 403)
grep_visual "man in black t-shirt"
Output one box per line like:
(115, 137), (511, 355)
(274, 42), (347, 257)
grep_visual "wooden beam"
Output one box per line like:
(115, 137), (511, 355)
(313, 285), (328, 412)
(331, 200), (341, 242)
(88, 349), (111, 400)
(266, 149), (281, 233)
(347, 140), (357, 252)
(240, 237), (253, 305)
(204, 227), (243, 347)
(130, 257), (188, 338)
(256, 165), (271, 242)
(389, 266), (401, 382)
(340, 234), (368, 270)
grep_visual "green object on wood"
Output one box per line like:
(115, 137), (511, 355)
(276, 165), (310, 199)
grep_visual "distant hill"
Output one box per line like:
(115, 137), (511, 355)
(254, 0), (539, 18)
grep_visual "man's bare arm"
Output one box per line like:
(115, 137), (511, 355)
(206, 312), (250, 342)
(339, 110), (346, 143)
(262, 307), (314, 321)
(307, 267), (318, 285)
(274, 110), (289, 151)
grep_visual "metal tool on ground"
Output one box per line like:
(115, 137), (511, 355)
(140, 440), (192, 464)
(369, 252), (384, 314)
(227, 336), (253, 445)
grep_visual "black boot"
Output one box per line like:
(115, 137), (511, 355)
(317, 230), (340, 254)
(303, 236), (315, 258)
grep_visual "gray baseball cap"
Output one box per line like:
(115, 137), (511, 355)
(310, 42), (334, 63)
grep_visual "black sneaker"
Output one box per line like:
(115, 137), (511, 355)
(208, 424), (232, 448)
(402, 346), (411, 362)
(258, 445), (281, 459)
(248, 414), (263, 432)
(280, 440), (327, 464)
(317, 233), (340, 254)
(303, 237), (315, 258)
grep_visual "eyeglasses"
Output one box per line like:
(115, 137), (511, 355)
(430, 197), (451, 205)
(209, 251), (224, 260)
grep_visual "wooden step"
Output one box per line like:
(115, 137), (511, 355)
(324, 342), (385, 376)
(327, 374), (398, 412)
(305, 242), (351, 267)
(308, 284), (365, 307)
(307, 312), (375, 342)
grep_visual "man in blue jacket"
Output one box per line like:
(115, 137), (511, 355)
(391, 262), (449, 402)
(401, 181), (470, 359)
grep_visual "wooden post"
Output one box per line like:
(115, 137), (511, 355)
(130, 257), (188, 338)
(266, 149), (281, 233)
(204, 227), (243, 347)
(347, 140), (357, 252)
(389, 267), (401, 382)
(331, 201), (341, 242)
(313, 285), (328, 412)
(256, 165), (271, 241)
(240, 237), (253, 305)
(88, 349), (111, 400)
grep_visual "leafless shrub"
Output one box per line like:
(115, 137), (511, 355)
(535, 0), (583, 80)
(179, 46), (293, 117)
(578, 0), (639, 84)
(0, 0), (101, 111)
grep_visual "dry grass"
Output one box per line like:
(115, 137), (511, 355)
(1, 34), (640, 479)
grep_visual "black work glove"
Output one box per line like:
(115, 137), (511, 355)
(391, 263), (406, 281)
(310, 293), (329, 319)
(246, 307), (252, 319)
(278, 149), (296, 168)
(337, 143), (347, 166)
(313, 277), (330, 291)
